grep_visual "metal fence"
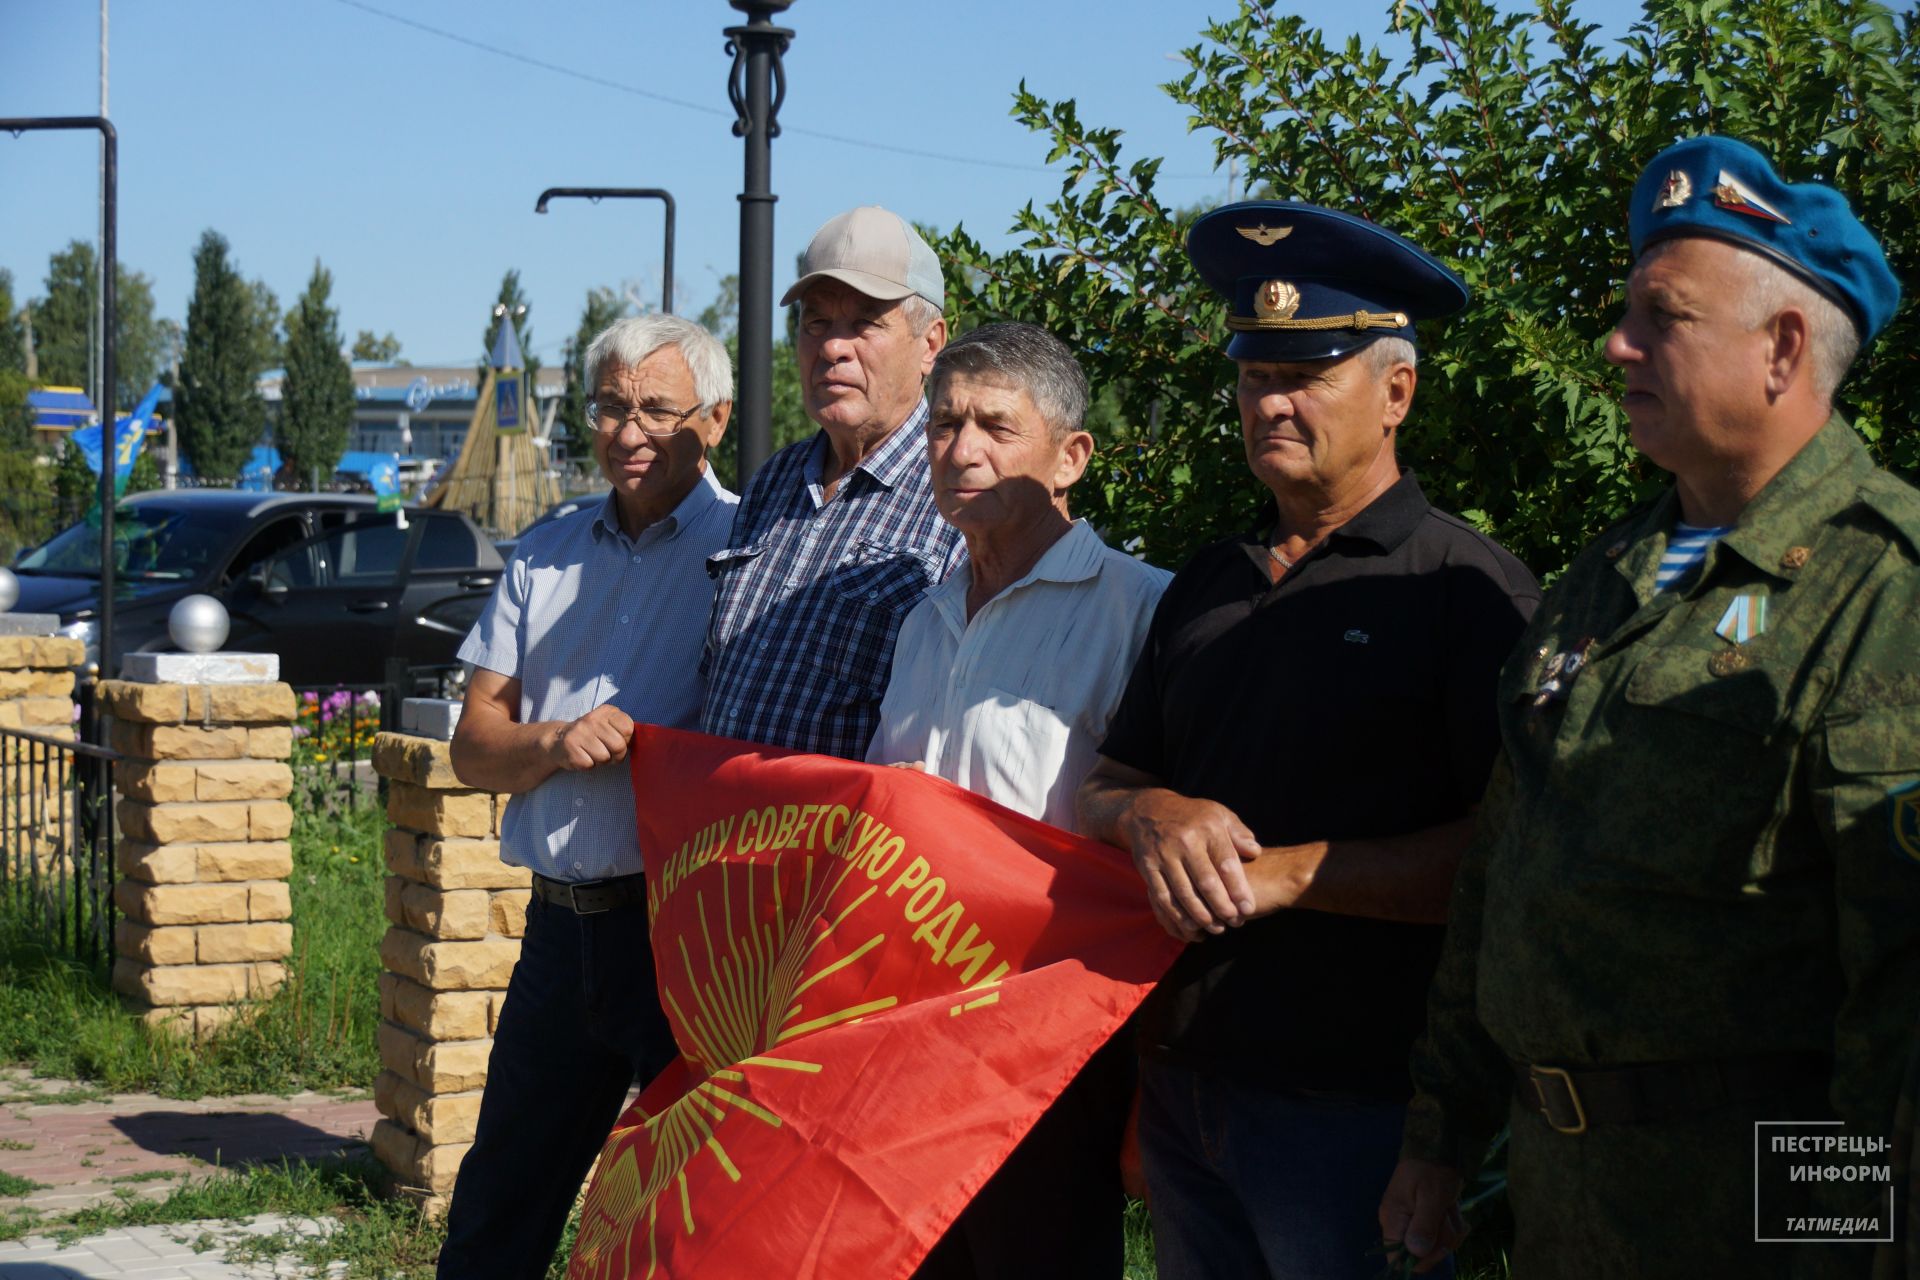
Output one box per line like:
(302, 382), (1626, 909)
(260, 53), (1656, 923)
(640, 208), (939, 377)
(289, 659), (467, 811)
(0, 722), (118, 969)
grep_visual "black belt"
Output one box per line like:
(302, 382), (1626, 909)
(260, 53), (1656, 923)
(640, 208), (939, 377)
(1516, 1053), (1828, 1135)
(531, 872), (647, 915)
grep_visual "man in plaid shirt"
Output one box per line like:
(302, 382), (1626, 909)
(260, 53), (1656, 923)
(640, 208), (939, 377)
(702, 205), (964, 758)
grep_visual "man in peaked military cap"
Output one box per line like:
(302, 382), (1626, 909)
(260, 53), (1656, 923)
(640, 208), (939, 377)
(1383, 136), (1920, 1278)
(1077, 202), (1539, 1278)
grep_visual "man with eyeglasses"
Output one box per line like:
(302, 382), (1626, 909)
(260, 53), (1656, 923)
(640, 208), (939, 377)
(438, 314), (739, 1278)
(701, 205), (964, 759)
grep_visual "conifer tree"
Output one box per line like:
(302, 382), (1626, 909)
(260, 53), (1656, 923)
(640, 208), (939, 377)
(560, 286), (628, 456)
(174, 230), (266, 479)
(278, 261), (355, 487)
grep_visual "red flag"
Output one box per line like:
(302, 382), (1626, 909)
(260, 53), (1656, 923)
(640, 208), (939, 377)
(567, 726), (1180, 1280)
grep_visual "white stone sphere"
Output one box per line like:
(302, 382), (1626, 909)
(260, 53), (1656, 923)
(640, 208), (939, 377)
(0, 566), (16, 614)
(168, 594), (230, 654)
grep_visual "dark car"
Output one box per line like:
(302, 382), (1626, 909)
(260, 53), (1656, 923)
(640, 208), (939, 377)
(12, 491), (504, 686)
(491, 492), (608, 563)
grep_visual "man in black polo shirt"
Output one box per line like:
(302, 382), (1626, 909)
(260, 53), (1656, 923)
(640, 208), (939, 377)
(1078, 201), (1539, 1279)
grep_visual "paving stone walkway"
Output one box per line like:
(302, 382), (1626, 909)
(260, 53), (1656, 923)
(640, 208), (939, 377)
(0, 1070), (379, 1216)
(0, 1071), (378, 1278)
(0, 1216), (345, 1278)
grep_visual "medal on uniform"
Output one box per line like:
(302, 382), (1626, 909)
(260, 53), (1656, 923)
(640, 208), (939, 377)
(1714, 594), (1770, 645)
(1531, 638), (1593, 706)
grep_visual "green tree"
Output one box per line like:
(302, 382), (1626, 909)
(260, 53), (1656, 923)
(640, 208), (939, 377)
(175, 230), (267, 480)
(243, 279), (283, 374)
(935, 0), (1920, 575)
(124, 443), (161, 495)
(278, 261), (356, 486)
(351, 330), (405, 363)
(0, 268), (26, 376)
(559, 286), (630, 457)
(52, 440), (96, 507)
(0, 270), (30, 454)
(0, 370), (33, 454)
(27, 240), (168, 410)
(478, 269), (540, 384)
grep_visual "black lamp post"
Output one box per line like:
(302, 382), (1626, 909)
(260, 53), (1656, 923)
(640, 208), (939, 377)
(533, 188), (677, 315)
(2, 117), (117, 682)
(725, 0), (794, 485)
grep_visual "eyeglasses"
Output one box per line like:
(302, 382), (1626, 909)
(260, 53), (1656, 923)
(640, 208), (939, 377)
(587, 399), (702, 438)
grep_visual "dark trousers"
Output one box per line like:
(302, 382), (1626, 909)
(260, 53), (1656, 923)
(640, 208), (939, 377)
(912, 1029), (1133, 1280)
(436, 894), (676, 1279)
(1137, 1058), (1444, 1280)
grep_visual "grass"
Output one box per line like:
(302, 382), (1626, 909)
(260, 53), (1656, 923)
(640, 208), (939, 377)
(0, 1155), (577, 1279)
(3, 1158), (1502, 1280)
(0, 800), (385, 1099)
(0, 1170), (45, 1196)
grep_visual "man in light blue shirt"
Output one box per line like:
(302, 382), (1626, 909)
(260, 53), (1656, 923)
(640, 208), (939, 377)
(438, 314), (739, 1279)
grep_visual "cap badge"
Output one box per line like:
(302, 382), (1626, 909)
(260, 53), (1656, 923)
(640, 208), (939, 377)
(1254, 279), (1302, 321)
(1654, 170), (1693, 211)
(1237, 223), (1293, 246)
(1711, 170), (1791, 224)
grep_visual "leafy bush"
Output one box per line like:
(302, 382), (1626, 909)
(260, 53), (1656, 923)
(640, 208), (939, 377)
(936, 0), (1918, 574)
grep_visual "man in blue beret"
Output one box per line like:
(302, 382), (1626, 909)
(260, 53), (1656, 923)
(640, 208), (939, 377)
(1078, 201), (1540, 1278)
(1384, 136), (1920, 1277)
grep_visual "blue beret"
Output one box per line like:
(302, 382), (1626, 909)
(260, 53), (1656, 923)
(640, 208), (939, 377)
(1630, 136), (1900, 342)
(1186, 201), (1468, 362)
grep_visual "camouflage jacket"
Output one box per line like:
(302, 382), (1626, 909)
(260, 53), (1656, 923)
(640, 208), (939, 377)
(1405, 416), (1920, 1193)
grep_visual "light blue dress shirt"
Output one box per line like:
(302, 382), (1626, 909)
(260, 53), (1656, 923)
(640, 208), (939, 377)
(457, 469), (738, 882)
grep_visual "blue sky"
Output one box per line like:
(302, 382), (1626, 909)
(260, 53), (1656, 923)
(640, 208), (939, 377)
(3, 0), (1640, 377)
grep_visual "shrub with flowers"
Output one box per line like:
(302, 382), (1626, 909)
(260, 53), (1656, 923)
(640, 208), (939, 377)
(292, 689), (384, 811)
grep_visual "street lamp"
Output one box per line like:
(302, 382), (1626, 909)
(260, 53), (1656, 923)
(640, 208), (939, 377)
(533, 188), (677, 316)
(725, 0), (794, 485)
(2, 116), (117, 682)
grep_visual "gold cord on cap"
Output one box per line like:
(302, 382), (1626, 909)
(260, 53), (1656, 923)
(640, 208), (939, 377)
(1227, 309), (1411, 333)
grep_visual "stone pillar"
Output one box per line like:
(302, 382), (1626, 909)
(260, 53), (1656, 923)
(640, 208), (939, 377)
(370, 724), (525, 1216)
(0, 626), (83, 740)
(0, 625), (85, 889)
(102, 658), (297, 1039)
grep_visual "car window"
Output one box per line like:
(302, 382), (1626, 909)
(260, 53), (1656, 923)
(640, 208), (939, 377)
(265, 544), (320, 591)
(330, 521), (411, 585)
(223, 516), (307, 584)
(262, 518), (412, 590)
(414, 517), (479, 571)
(17, 505), (242, 580)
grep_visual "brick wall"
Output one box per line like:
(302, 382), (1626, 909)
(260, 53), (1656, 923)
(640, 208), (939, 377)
(369, 730), (527, 1216)
(0, 636), (83, 739)
(100, 679), (297, 1038)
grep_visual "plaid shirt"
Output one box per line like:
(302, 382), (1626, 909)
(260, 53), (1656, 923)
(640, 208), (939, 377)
(701, 400), (964, 758)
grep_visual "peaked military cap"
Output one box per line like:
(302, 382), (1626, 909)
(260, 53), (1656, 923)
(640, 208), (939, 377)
(1630, 136), (1900, 342)
(1186, 200), (1469, 362)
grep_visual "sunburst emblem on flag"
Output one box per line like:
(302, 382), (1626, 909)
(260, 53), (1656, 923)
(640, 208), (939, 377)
(570, 858), (895, 1279)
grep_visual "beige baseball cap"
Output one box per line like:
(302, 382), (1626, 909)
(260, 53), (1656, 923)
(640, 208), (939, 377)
(781, 205), (945, 310)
